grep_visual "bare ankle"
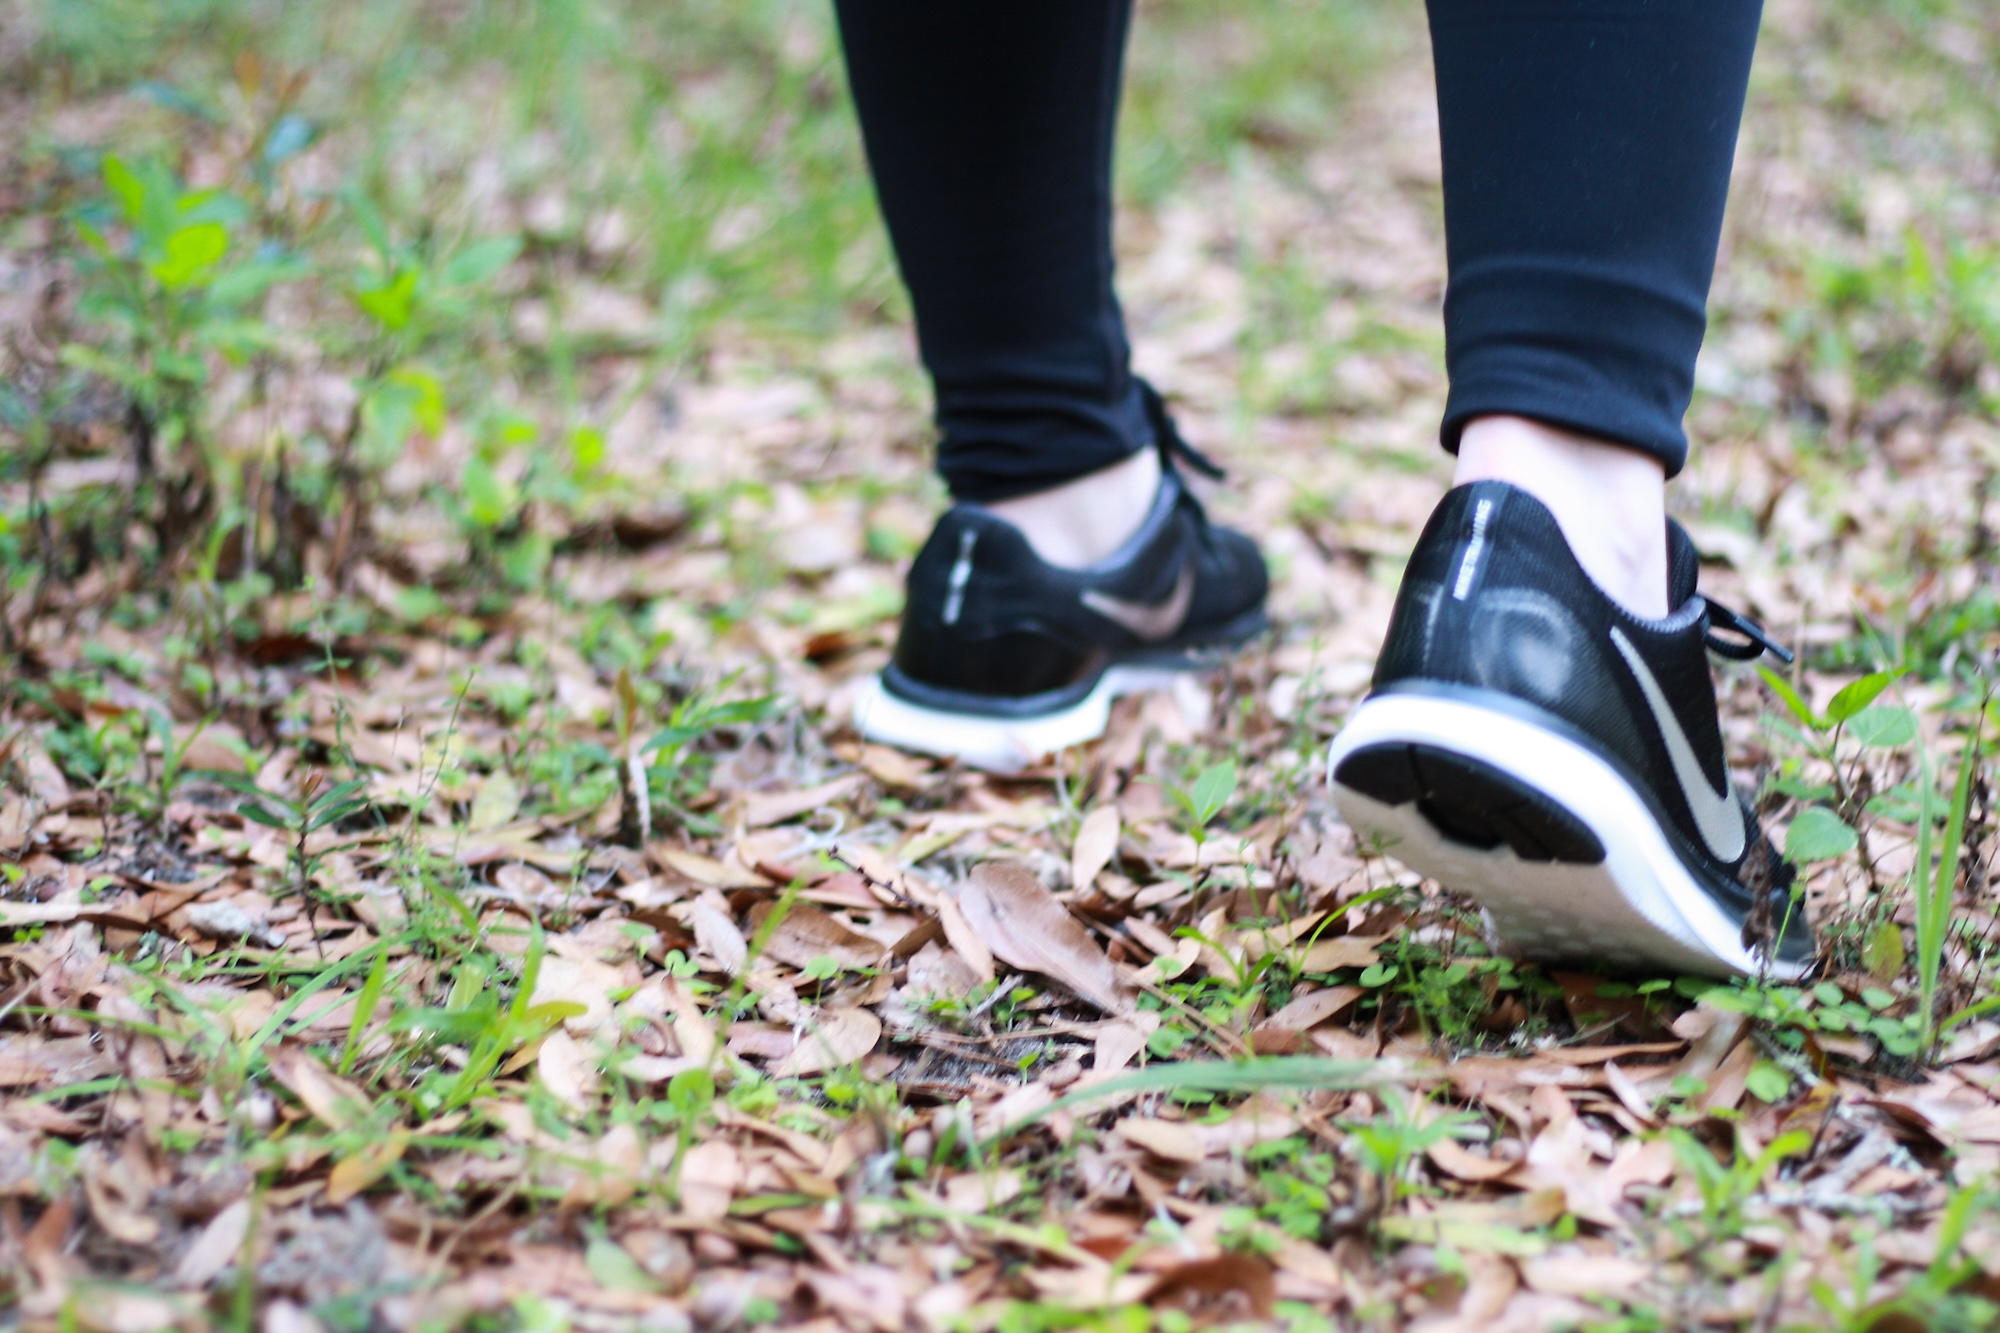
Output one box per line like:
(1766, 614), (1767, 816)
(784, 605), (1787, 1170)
(1453, 415), (1670, 618)
(986, 447), (1162, 569)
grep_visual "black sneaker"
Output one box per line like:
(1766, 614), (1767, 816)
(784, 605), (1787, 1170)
(1327, 481), (1813, 979)
(855, 430), (1268, 772)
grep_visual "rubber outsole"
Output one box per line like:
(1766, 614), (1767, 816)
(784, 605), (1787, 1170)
(1327, 691), (1806, 980)
(853, 665), (1185, 773)
(1333, 744), (1606, 865)
(857, 607), (1268, 772)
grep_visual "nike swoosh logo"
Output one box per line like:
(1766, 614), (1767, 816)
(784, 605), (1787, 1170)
(1609, 626), (1746, 862)
(1081, 563), (1195, 642)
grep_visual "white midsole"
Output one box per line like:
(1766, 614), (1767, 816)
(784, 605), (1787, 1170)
(1327, 693), (1805, 980)
(853, 666), (1186, 773)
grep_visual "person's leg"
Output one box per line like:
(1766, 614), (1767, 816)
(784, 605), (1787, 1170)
(1427, 0), (1763, 618)
(1331, 0), (1812, 980)
(836, 0), (1268, 768)
(833, 0), (1158, 566)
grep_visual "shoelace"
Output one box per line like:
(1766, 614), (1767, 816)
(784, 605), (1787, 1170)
(1139, 380), (1228, 482)
(1702, 598), (1795, 664)
(1701, 597), (1809, 970)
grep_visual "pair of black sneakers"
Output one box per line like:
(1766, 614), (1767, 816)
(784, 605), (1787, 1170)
(854, 427), (1812, 979)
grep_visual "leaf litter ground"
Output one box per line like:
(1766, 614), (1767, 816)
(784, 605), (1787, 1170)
(5, 2), (2000, 1330)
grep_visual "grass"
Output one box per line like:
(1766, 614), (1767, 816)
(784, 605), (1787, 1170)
(4, 0), (2000, 1329)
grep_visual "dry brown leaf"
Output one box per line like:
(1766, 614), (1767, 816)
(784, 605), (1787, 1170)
(1093, 1017), (1154, 1074)
(1144, 1253), (1277, 1322)
(773, 1007), (883, 1077)
(678, 1140), (741, 1223)
(933, 889), (995, 984)
(905, 941), (982, 1003)
(741, 774), (866, 828)
(1295, 933), (1388, 973)
(663, 977), (717, 1064)
(267, 1047), (371, 1131)
(528, 954), (624, 1034)
(1520, 1255), (1650, 1298)
(0, 900), (88, 927)
(1118, 1118), (1205, 1163)
(689, 894), (749, 974)
(955, 862), (1131, 1015)
(857, 744), (933, 790)
(1260, 986), (1365, 1032)
(80, 1141), (158, 1245)
(1070, 805), (1120, 892)
(1427, 1137), (1520, 1183)
(941, 1169), (1024, 1214)
(327, 1135), (407, 1205)
(749, 902), (886, 971)
(653, 845), (770, 889)
(173, 1198), (251, 1289)
(537, 1030), (598, 1112)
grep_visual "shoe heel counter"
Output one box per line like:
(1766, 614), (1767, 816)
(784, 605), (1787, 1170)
(894, 517), (1099, 699)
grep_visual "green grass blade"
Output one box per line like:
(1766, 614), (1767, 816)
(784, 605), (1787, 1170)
(996, 1055), (1404, 1139)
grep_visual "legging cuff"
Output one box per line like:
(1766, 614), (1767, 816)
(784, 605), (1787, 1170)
(1438, 258), (1705, 477)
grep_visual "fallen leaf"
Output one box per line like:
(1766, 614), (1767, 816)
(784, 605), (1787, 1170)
(858, 744), (933, 789)
(742, 774), (866, 828)
(749, 902), (887, 971)
(1144, 1253), (1276, 1321)
(327, 1134), (408, 1205)
(1118, 1118), (1205, 1163)
(468, 770), (523, 831)
(905, 941), (982, 1003)
(81, 1141), (159, 1245)
(1520, 1255), (1650, 1298)
(1260, 986), (1365, 1032)
(678, 1140), (741, 1223)
(773, 1007), (883, 1077)
(653, 845), (770, 889)
(1071, 805), (1121, 892)
(267, 1047), (371, 1131)
(0, 898), (123, 928)
(1093, 1017), (1154, 1074)
(933, 888), (994, 984)
(529, 954), (624, 1033)
(538, 1029), (598, 1111)
(1295, 933), (1387, 973)
(689, 894), (749, 974)
(942, 1169), (1024, 1214)
(1377, 1189), (1566, 1253)
(955, 862), (1131, 1015)
(1427, 1137), (1520, 1183)
(173, 1198), (252, 1288)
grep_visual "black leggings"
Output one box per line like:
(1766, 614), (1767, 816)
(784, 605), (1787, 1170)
(833, 0), (1763, 501)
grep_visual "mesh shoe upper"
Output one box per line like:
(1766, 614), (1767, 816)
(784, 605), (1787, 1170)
(885, 468), (1268, 717)
(1370, 481), (1812, 966)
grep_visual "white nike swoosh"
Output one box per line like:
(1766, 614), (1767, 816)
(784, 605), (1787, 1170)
(1080, 563), (1195, 641)
(1609, 626), (1746, 863)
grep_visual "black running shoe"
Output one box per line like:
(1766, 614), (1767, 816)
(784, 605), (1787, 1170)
(855, 423), (1267, 772)
(1327, 481), (1813, 979)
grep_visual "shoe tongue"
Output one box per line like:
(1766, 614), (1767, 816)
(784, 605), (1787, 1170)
(1666, 520), (1701, 608)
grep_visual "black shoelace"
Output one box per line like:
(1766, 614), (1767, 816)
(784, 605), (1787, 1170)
(1703, 598), (1795, 664)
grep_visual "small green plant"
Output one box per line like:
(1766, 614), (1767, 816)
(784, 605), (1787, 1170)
(218, 768), (370, 946)
(1668, 1125), (1812, 1240)
(66, 155), (297, 562)
(1165, 758), (1237, 851)
(1761, 667), (1914, 865)
(1807, 1188), (2000, 1333)
(1343, 1096), (1478, 1213)
(639, 685), (781, 835)
(1912, 720), (1980, 1050)
(1694, 975), (1927, 1060)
